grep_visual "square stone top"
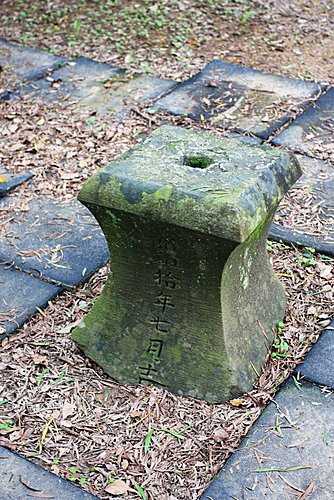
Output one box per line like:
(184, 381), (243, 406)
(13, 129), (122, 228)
(78, 126), (301, 242)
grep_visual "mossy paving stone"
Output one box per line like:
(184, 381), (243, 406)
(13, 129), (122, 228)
(0, 446), (98, 500)
(269, 155), (334, 256)
(298, 319), (334, 389)
(16, 56), (176, 117)
(156, 60), (323, 139)
(0, 39), (66, 97)
(0, 169), (33, 198)
(72, 125), (301, 402)
(0, 197), (109, 289)
(0, 262), (61, 340)
(14, 56), (123, 105)
(201, 377), (334, 499)
(273, 87), (334, 155)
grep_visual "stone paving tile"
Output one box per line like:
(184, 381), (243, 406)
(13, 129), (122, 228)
(156, 60), (323, 139)
(225, 132), (262, 145)
(0, 262), (61, 340)
(17, 57), (176, 117)
(269, 154), (334, 256)
(0, 169), (33, 197)
(201, 377), (334, 499)
(0, 39), (66, 97)
(0, 446), (98, 500)
(16, 56), (124, 105)
(297, 319), (334, 389)
(269, 224), (334, 256)
(0, 197), (109, 289)
(273, 87), (334, 155)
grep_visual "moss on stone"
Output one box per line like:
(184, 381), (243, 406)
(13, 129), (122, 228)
(72, 125), (301, 403)
(149, 183), (174, 202)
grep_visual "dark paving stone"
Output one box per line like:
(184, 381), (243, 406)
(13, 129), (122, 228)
(18, 57), (176, 117)
(0, 39), (66, 97)
(273, 87), (334, 156)
(17, 56), (124, 104)
(201, 377), (334, 499)
(156, 60), (323, 139)
(0, 169), (33, 197)
(269, 155), (334, 256)
(269, 224), (334, 256)
(225, 132), (262, 145)
(298, 319), (334, 389)
(0, 197), (109, 289)
(0, 262), (61, 340)
(0, 446), (98, 499)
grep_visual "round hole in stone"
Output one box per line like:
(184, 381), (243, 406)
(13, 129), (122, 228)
(183, 154), (213, 169)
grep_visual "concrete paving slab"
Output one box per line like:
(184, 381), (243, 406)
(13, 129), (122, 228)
(225, 132), (262, 145)
(201, 377), (334, 499)
(298, 319), (334, 389)
(0, 197), (109, 289)
(0, 446), (98, 499)
(87, 73), (176, 118)
(0, 169), (33, 197)
(273, 87), (334, 155)
(0, 39), (66, 97)
(18, 58), (176, 117)
(17, 56), (125, 105)
(156, 60), (323, 139)
(0, 262), (61, 340)
(269, 155), (334, 256)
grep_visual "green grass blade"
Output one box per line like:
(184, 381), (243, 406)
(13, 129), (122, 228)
(144, 429), (155, 455)
(159, 428), (186, 440)
(133, 481), (147, 500)
(37, 368), (49, 386)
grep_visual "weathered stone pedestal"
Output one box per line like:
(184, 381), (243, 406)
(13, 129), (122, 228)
(72, 126), (301, 402)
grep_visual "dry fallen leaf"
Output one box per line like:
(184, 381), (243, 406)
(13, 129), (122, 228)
(129, 410), (142, 418)
(121, 459), (129, 470)
(61, 172), (80, 180)
(105, 479), (130, 496)
(297, 481), (316, 500)
(307, 306), (317, 315)
(19, 476), (41, 492)
(318, 263), (332, 279)
(62, 401), (76, 420)
(229, 399), (244, 407)
(32, 355), (49, 366)
(213, 427), (229, 442)
(27, 494), (54, 499)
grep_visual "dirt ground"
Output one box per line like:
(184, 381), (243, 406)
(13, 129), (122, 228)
(1, 0), (334, 83)
(0, 1), (333, 499)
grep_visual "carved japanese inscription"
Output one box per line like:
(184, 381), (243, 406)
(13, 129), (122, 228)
(138, 238), (180, 387)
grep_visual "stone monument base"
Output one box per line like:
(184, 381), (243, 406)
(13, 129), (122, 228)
(72, 126), (301, 402)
